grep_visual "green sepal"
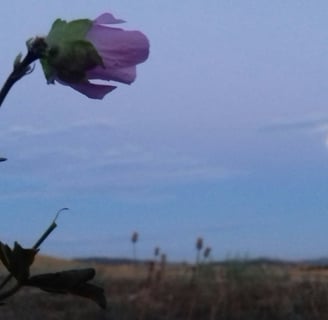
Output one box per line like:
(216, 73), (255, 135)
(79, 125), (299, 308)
(13, 53), (23, 70)
(46, 18), (92, 46)
(41, 18), (103, 83)
(43, 40), (103, 83)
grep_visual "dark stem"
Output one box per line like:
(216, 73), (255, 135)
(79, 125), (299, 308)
(0, 223), (58, 291)
(0, 37), (46, 161)
(0, 38), (49, 300)
(0, 207), (63, 294)
(0, 283), (22, 303)
(0, 37), (47, 107)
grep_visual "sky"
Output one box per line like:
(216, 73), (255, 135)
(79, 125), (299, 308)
(1, 1), (328, 262)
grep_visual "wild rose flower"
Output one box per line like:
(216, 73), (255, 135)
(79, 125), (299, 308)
(40, 13), (149, 99)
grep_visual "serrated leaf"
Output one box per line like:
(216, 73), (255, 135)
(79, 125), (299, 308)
(27, 268), (106, 309)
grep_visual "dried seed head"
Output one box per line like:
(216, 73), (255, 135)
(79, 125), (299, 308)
(196, 237), (203, 251)
(154, 246), (160, 257)
(160, 253), (167, 265)
(204, 246), (211, 258)
(131, 231), (139, 244)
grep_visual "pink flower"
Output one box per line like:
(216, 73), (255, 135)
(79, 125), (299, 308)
(43, 13), (150, 99)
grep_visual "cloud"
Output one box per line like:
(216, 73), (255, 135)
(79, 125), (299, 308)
(35, 145), (239, 194)
(0, 121), (241, 200)
(260, 115), (328, 151)
(2, 118), (119, 140)
(261, 116), (328, 133)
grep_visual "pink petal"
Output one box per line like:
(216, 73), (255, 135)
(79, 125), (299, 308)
(86, 65), (136, 84)
(93, 13), (125, 25)
(86, 26), (149, 83)
(56, 79), (116, 99)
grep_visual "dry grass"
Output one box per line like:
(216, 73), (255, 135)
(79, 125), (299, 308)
(1, 256), (328, 319)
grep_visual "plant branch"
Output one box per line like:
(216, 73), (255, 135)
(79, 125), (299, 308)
(0, 208), (66, 293)
(0, 37), (47, 107)
(0, 282), (22, 303)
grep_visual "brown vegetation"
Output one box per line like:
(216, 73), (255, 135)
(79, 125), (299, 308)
(2, 255), (328, 319)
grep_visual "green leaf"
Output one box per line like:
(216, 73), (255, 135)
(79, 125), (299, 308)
(0, 242), (12, 270)
(0, 242), (38, 283)
(70, 282), (106, 309)
(28, 268), (95, 291)
(27, 268), (106, 309)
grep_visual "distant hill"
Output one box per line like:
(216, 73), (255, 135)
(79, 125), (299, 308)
(74, 257), (148, 265)
(43, 255), (328, 268)
(301, 257), (328, 267)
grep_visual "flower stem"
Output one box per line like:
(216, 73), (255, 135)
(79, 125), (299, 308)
(0, 207), (65, 295)
(0, 282), (22, 303)
(0, 37), (46, 107)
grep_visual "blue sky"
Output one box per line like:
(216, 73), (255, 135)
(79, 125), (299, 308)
(1, 1), (328, 261)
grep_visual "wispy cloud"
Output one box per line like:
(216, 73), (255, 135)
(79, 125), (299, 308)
(260, 115), (328, 151)
(2, 118), (120, 140)
(261, 116), (328, 133)
(0, 118), (242, 201)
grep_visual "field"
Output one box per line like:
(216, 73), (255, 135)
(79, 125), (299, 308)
(1, 255), (328, 319)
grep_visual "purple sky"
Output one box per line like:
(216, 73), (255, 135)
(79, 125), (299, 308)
(1, 1), (328, 261)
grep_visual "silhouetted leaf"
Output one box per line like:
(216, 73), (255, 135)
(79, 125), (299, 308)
(0, 242), (38, 282)
(0, 242), (11, 270)
(28, 268), (95, 291)
(68, 282), (106, 309)
(27, 268), (106, 309)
